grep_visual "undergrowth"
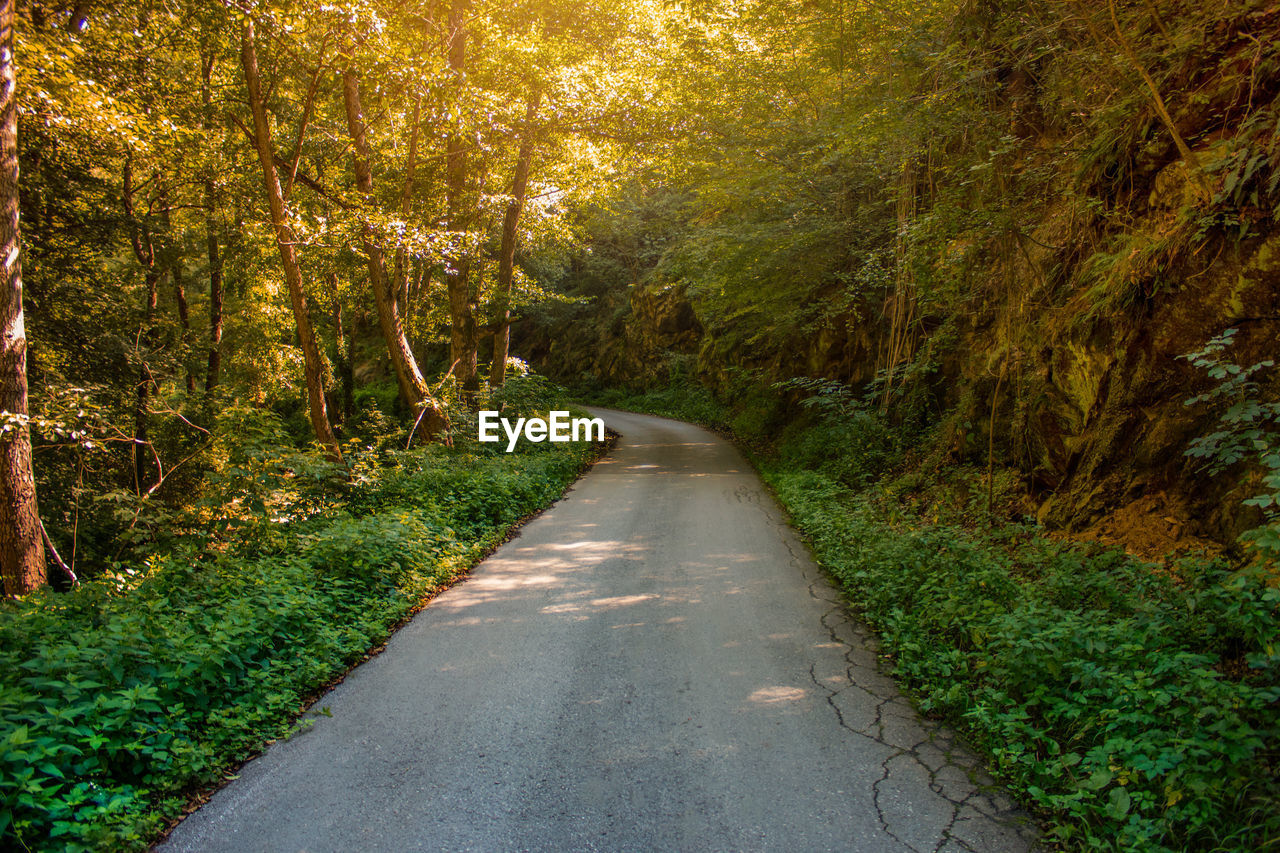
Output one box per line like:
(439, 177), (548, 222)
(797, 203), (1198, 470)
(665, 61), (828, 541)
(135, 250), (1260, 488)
(766, 468), (1279, 851)
(588, 382), (730, 430)
(0, 405), (600, 851)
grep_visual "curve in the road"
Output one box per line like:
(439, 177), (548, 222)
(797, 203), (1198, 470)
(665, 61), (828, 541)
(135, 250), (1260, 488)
(159, 409), (1038, 853)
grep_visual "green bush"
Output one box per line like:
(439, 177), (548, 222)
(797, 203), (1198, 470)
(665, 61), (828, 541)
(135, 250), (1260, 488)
(587, 382), (730, 429)
(775, 413), (900, 488)
(767, 467), (1280, 852)
(491, 372), (562, 418)
(0, 438), (598, 851)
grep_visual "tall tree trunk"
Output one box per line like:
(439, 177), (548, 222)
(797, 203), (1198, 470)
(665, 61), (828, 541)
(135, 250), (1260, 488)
(490, 89), (541, 388)
(160, 202), (195, 393)
(445, 0), (479, 402)
(134, 269), (159, 490)
(122, 159), (162, 492)
(341, 70), (443, 430)
(0, 0), (45, 595)
(201, 51), (223, 392)
(391, 95), (421, 319)
(240, 19), (341, 460)
(172, 263), (194, 393)
(204, 178), (223, 391)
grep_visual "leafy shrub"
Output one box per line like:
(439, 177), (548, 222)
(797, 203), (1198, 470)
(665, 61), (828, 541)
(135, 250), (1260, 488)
(728, 386), (784, 442)
(773, 378), (905, 487)
(491, 372), (563, 419)
(588, 382), (730, 429)
(351, 381), (401, 421)
(0, 437), (599, 851)
(767, 466), (1280, 851)
(1182, 329), (1280, 561)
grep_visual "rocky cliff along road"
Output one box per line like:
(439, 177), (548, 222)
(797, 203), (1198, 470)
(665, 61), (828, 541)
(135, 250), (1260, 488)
(159, 409), (1038, 853)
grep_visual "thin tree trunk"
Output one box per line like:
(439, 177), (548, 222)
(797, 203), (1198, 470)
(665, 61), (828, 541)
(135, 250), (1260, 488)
(346, 307), (361, 424)
(204, 178), (223, 391)
(173, 263), (194, 393)
(341, 70), (448, 438)
(201, 51), (223, 392)
(490, 89), (541, 388)
(391, 95), (421, 319)
(445, 0), (479, 402)
(0, 0), (45, 595)
(240, 18), (341, 460)
(161, 202), (196, 393)
(122, 159), (162, 492)
(329, 278), (354, 427)
(133, 268), (158, 490)
(1107, 0), (1211, 202)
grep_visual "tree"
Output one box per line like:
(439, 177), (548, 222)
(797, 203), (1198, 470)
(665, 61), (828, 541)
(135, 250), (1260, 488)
(341, 67), (447, 437)
(239, 15), (341, 461)
(0, 0), (45, 594)
(490, 88), (541, 387)
(121, 157), (164, 492)
(444, 0), (479, 402)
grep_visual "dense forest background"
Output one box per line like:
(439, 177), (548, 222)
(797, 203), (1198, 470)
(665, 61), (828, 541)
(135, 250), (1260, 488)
(519, 0), (1280, 555)
(1, 0), (1278, 850)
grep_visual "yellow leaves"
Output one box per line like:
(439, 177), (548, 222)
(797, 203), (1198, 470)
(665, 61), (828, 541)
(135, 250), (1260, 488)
(1108, 759), (1133, 787)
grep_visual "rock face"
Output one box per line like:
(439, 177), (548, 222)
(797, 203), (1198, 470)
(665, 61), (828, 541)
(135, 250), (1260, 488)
(951, 232), (1278, 543)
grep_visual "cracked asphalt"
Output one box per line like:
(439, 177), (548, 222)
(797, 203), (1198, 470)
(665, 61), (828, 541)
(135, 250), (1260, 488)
(159, 409), (1038, 853)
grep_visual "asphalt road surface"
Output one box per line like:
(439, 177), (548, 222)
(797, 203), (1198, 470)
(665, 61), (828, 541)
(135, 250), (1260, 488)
(160, 409), (1037, 853)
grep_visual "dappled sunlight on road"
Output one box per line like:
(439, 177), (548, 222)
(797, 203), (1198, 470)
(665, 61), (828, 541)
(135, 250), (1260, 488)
(590, 593), (659, 608)
(159, 397), (1036, 853)
(747, 686), (809, 705)
(468, 573), (562, 592)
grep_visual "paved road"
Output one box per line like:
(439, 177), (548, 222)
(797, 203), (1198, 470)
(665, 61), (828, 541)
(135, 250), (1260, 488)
(160, 409), (1037, 853)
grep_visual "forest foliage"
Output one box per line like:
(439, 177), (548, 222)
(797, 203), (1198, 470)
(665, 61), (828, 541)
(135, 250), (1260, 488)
(1, 389), (599, 850)
(528, 0), (1280, 547)
(3, 0), (1280, 850)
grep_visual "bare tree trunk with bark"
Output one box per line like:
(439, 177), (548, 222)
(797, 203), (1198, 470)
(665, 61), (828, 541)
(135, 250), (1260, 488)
(490, 89), (541, 388)
(240, 18), (341, 460)
(445, 0), (479, 403)
(201, 50), (223, 392)
(342, 71), (448, 438)
(0, 0), (45, 595)
(122, 159), (163, 492)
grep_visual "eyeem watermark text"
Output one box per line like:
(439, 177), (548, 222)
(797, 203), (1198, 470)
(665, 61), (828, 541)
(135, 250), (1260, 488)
(478, 410), (605, 452)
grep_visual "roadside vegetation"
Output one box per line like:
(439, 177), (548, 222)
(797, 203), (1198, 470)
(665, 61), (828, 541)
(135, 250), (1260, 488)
(4, 0), (1279, 850)
(0, 1), (640, 847)
(588, 378), (1279, 852)
(0, 379), (601, 851)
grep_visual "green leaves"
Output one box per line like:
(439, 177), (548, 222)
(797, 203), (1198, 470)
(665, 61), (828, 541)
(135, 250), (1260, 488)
(767, 459), (1280, 850)
(1106, 786), (1132, 819)
(1182, 329), (1280, 562)
(0, 436), (595, 851)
